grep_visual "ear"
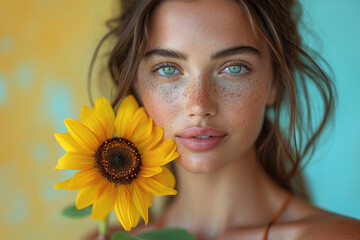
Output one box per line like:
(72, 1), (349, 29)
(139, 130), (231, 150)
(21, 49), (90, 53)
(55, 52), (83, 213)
(266, 81), (277, 106)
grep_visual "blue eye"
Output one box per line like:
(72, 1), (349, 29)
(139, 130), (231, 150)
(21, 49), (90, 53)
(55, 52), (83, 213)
(222, 65), (246, 74)
(158, 66), (180, 76)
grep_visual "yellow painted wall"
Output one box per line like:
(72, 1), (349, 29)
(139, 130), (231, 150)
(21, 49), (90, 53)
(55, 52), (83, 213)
(0, 1), (118, 239)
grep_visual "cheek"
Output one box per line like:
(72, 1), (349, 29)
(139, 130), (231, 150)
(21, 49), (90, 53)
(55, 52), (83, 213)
(217, 77), (265, 110)
(222, 78), (269, 138)
(136, 76), (182, 137)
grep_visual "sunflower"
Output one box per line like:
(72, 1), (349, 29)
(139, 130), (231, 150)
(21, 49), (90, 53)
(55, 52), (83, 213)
(54, 95), (178, 231)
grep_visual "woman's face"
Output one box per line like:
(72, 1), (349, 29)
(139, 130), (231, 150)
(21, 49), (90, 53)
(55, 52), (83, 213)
(133, 0), (276, 173)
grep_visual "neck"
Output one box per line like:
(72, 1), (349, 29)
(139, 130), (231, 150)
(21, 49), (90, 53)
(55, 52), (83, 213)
(161, 147), (290, 239)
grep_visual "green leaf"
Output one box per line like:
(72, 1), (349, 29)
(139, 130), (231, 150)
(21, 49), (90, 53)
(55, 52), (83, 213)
(138, 228), (196, 240)
(61, 204), (92, 218)
(112, 232), (140, 240)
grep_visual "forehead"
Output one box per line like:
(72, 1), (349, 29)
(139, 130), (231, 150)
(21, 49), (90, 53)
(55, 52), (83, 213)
(146, 0), (265, 54)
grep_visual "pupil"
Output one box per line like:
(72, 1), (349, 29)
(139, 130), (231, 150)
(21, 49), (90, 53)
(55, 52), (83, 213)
(163, 67), (175, 75)
(230, 66), (241, 73)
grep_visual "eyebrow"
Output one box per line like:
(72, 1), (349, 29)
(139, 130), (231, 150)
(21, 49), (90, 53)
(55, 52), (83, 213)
(212, 46), (261, 59)
(143, 45), (261, 61)
(143, 48), (188, 61)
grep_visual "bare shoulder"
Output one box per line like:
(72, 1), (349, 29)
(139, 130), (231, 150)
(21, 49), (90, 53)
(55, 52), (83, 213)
(294, 214), (360, 240)
(280, 196), (360, 240)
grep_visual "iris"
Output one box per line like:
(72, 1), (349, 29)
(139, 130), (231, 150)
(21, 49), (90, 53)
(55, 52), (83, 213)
(228, 66), (243, 74)
(160, 67), (178, 75)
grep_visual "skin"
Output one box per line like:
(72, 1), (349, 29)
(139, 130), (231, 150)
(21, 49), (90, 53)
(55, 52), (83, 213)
(127, 0), (360, 240)
(134, 0), (275, 174)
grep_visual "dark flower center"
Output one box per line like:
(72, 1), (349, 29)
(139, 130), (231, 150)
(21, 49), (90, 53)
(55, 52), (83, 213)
(94, 137), (141, 185)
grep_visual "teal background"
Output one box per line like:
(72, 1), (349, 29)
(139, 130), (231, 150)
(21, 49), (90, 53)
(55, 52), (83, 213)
(300, 0), (360, 219)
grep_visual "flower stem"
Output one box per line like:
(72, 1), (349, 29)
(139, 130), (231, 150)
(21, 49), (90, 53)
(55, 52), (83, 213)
(98, 216), (108, 240)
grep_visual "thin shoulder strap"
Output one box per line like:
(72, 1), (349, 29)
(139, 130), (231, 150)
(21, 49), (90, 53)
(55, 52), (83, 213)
(262, 194), (293, 240)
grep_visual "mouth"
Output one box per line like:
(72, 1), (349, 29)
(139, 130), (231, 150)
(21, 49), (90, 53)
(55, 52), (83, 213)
(194, 135), (211, 139)
(176, 127), (227, 151)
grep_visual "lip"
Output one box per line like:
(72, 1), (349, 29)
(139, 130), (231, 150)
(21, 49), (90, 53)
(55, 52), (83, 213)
(176, 127), (227, 151)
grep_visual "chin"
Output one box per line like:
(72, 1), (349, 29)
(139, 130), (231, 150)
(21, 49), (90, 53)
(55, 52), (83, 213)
(175, 154), (227, 174)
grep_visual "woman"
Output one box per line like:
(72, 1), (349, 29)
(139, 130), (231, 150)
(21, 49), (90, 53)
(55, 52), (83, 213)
(91, 0), (360, 239)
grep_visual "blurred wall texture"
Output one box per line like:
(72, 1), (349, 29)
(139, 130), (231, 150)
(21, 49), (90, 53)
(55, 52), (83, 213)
(0, 0), (359, 239)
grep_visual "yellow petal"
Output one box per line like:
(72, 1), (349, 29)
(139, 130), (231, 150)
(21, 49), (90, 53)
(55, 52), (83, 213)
(137, 176), (177, 196)
(65, 119), (100, 153)
(136, 127), (163, 154)
(128, 195), (140, 228)
(154, 166), (176, 188)
(92, 181), (117, 220)
(129, 110), (153, 144)
(143, 188), (153, 208)
(114, 185), (131, 231)
(115, 95), (139, 138)
(54, 132), (88, 153)
(76, 182), (102, 209)
(130, 183), (149, 225)
(80, 106), (107, 143)
(140, 166), (162, 178)
(142, 139), (179, 167)
(93, 97), (115, 140)
(125, 108), (147, 140)
(55, 152), (94, 170)
(69, 168), (101, 190)
(54, 178), (72, 189)
(98, 215), (108, 222)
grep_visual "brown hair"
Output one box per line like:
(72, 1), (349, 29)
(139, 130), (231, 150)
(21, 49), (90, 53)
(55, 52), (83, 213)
(89, 0), (335, 197)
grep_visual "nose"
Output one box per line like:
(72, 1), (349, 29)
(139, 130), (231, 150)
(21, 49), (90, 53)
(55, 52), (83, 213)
(184, 74), (217, 119)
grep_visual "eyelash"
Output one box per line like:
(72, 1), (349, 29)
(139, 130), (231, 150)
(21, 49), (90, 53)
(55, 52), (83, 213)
(152, 63), (182, 78)
(153, 63), (180, 72)
(152, 60), (252, 78)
